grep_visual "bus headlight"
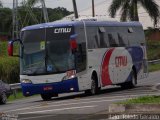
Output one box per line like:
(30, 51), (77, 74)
(62, 75), (76, 81)
(21, 79), (32, 84)
(62, 70), (76, 80)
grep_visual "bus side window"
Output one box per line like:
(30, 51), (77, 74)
(118, 33), (126, 47)
(98, 27), (108, 48)
(108, 34), (118, 47)
(77, 44), (83, 62)
(76, 43), (87, 72)
(75, 27), (87, 72)
(87, 27), (98, 49)
(128, 27), (143, 46)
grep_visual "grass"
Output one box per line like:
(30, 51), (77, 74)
(8, 90), (25, 101)
(148, 63), (160, 72)
(8, 90), (39, 102)
(118, 96), (160, 105)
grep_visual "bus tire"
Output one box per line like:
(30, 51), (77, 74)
(0, 92), (7, 104)
(85, 75), (98, 95)
(52, 93), (58, 97)
(120, 70), (137, 89)
(128, 70), (137, 88)
(41, 94), (52, 101)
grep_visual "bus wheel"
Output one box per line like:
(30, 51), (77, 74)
(128, 70), (137, 88)
(41, 94), (52, 101)
(121, 70), (137, 89)
(85, 75), (98, 95)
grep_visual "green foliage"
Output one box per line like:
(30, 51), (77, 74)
(118, 96), (160, 104)
(0, 41), (9, 56)
(147, 41), (160, 72)
(108, 0), (160, 27)
(0, 8), (12, 35)
(149, 63), (160, 72)
(0, 42), (19, 84)
(24, 0), (41, 7)
(147, 41), (160, 60)
(8, 90), (25, 101)
(48, 7), (72, 21)
(8, 90), (39, 101)
(0, 57), (19, 83)
(0, 1), (2, 8)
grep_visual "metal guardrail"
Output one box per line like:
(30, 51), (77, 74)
(10, 83), (21, 90)
(10, 83), (21, 98)
(148, 59), (160, 64)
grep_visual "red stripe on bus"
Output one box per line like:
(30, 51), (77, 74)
(101, 48), (114, 86)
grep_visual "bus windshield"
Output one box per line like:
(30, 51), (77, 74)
(21, 27), (75, 75)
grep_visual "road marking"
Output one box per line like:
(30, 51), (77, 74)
(8, 98), (128, 113)
(6, 92), (160, 113)
(20, 114), (57, 120)
(6, 95), (122, 112)
(5, 95), (128, 113)
(19, 105), (96, 114)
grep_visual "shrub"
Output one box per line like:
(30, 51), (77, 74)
(0, 57), (19, 83)
(0, 41), (19, 83)
(147, 41), (160, 60)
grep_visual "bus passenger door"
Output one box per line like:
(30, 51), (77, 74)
(74, 26), (88, 91)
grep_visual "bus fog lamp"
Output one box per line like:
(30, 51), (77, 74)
(21, 79), (32, 83)
(70, 88), (74, 91)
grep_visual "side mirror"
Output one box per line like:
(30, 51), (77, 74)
(70, 40), (77, 50)
(8, 41), (13, 56)
(70, 34), (78, 53)
(8, 39), (24, 57)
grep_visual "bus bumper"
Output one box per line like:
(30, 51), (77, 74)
(21, 78), (79, 96)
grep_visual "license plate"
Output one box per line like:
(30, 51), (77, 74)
(43, 86), (53, 91)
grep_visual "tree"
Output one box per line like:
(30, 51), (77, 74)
(108, 0), (160, 27)
(25, 0), (49, 22)
(0, 7), (72, 35)
(48, 7), (73, 21)
(25, 0), (41, 7)
(0, 8), (12, 35)
(26, 0), (78, 19)
(0, 1), (2, 8)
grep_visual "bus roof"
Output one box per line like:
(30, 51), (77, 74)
(21, 20), (143, 31)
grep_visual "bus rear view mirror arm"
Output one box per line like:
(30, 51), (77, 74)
(8, 39), (24, 58)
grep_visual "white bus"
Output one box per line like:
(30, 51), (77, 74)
(8, 20), (148, 100)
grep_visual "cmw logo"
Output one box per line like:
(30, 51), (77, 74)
(54, 28), (71, 33)
(115, 56), (128, 67)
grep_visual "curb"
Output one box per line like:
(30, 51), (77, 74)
(109, 104), (160, 113)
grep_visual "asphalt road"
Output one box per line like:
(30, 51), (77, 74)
(0, 71), (160, 120)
